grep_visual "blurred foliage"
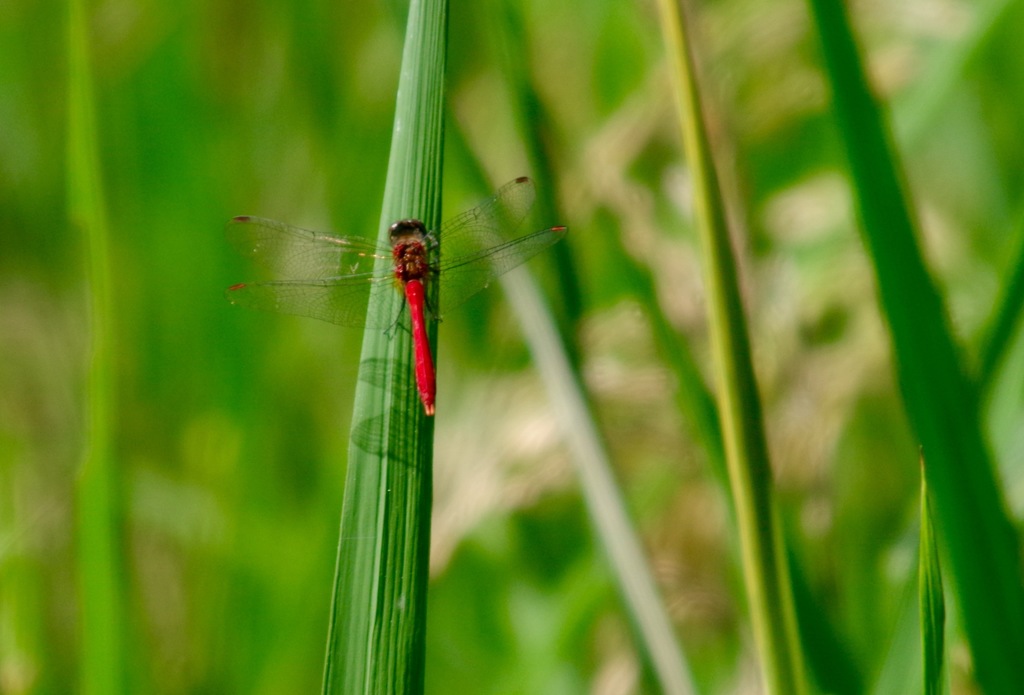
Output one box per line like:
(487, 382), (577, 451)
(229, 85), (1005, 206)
(2, 0), (1024, 693)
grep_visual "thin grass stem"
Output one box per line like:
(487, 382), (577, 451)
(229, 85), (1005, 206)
(655, 0), (807, 692)
(67, 0), (125, 692)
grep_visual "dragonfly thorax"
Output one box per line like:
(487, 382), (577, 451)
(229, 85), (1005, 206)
(389, 219), (431, 284)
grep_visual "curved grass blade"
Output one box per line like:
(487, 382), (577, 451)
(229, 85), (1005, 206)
(805, 2), (1024, 691)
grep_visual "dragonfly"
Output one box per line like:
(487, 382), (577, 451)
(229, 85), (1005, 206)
(226, 176), (567, 416)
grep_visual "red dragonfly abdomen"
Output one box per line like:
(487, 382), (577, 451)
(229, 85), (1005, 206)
(404, 279), (435, 415)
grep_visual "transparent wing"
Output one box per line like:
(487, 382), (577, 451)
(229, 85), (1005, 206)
(225, 216), (391, 280)
(226, 275), (401, 328)
(226, 215), (402, 327)
(225, 179), (566, 326)
(439, 177), (537, 255)
(436, 177), (567, 315)
(437, 226), (568, 316)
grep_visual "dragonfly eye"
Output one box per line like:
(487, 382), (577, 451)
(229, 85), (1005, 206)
(388, 219), (428, 243)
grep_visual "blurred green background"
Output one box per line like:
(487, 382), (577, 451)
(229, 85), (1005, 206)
(3, 0), (1024, 692)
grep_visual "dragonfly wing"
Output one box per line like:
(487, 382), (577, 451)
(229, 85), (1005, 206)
(226, 216), (390, 280)
(435, 177), (549, 315)
(226, 275), (400, 328)
(438, 177), (537, 254)
(437, 225), (568, 316)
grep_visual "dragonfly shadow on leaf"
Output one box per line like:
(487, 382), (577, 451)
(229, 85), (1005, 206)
(349, 358), (424, 468)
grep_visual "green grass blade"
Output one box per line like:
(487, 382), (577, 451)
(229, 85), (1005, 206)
(447, 96), (697, 694)
(500, 258), (698, 695)
(804, 2), (1024, 691)
(787, 543), (863, 694)
(460, 12), (697, 689)
(320, 0), (446, 692)
(655, 1), (806, 692)
(889, 0), (1024, 391)
(67, 0), (125, 693)
(492, 12), (857, 687)
(919, 456), (946, 695)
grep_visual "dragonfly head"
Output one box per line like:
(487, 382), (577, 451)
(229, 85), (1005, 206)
(388, 219), (428, 245)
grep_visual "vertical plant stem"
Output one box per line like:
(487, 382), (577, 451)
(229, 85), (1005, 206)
(320, 0), (446, 692)
(67, 0), (124, 692)
(655, 0), (806, 692)
(453, 12), (697, 685)
(919, 456), (946, 695)
(449, 106), (696, 693)
(500, 266), (698, 695)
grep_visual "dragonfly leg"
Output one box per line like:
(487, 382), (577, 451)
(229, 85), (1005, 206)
(383, 296), (411, 339)
(424, 267), (442, 322)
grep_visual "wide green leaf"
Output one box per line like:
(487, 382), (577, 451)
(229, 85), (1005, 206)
(321, 0), (446, 692)
(805, 1), (1024, 691)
